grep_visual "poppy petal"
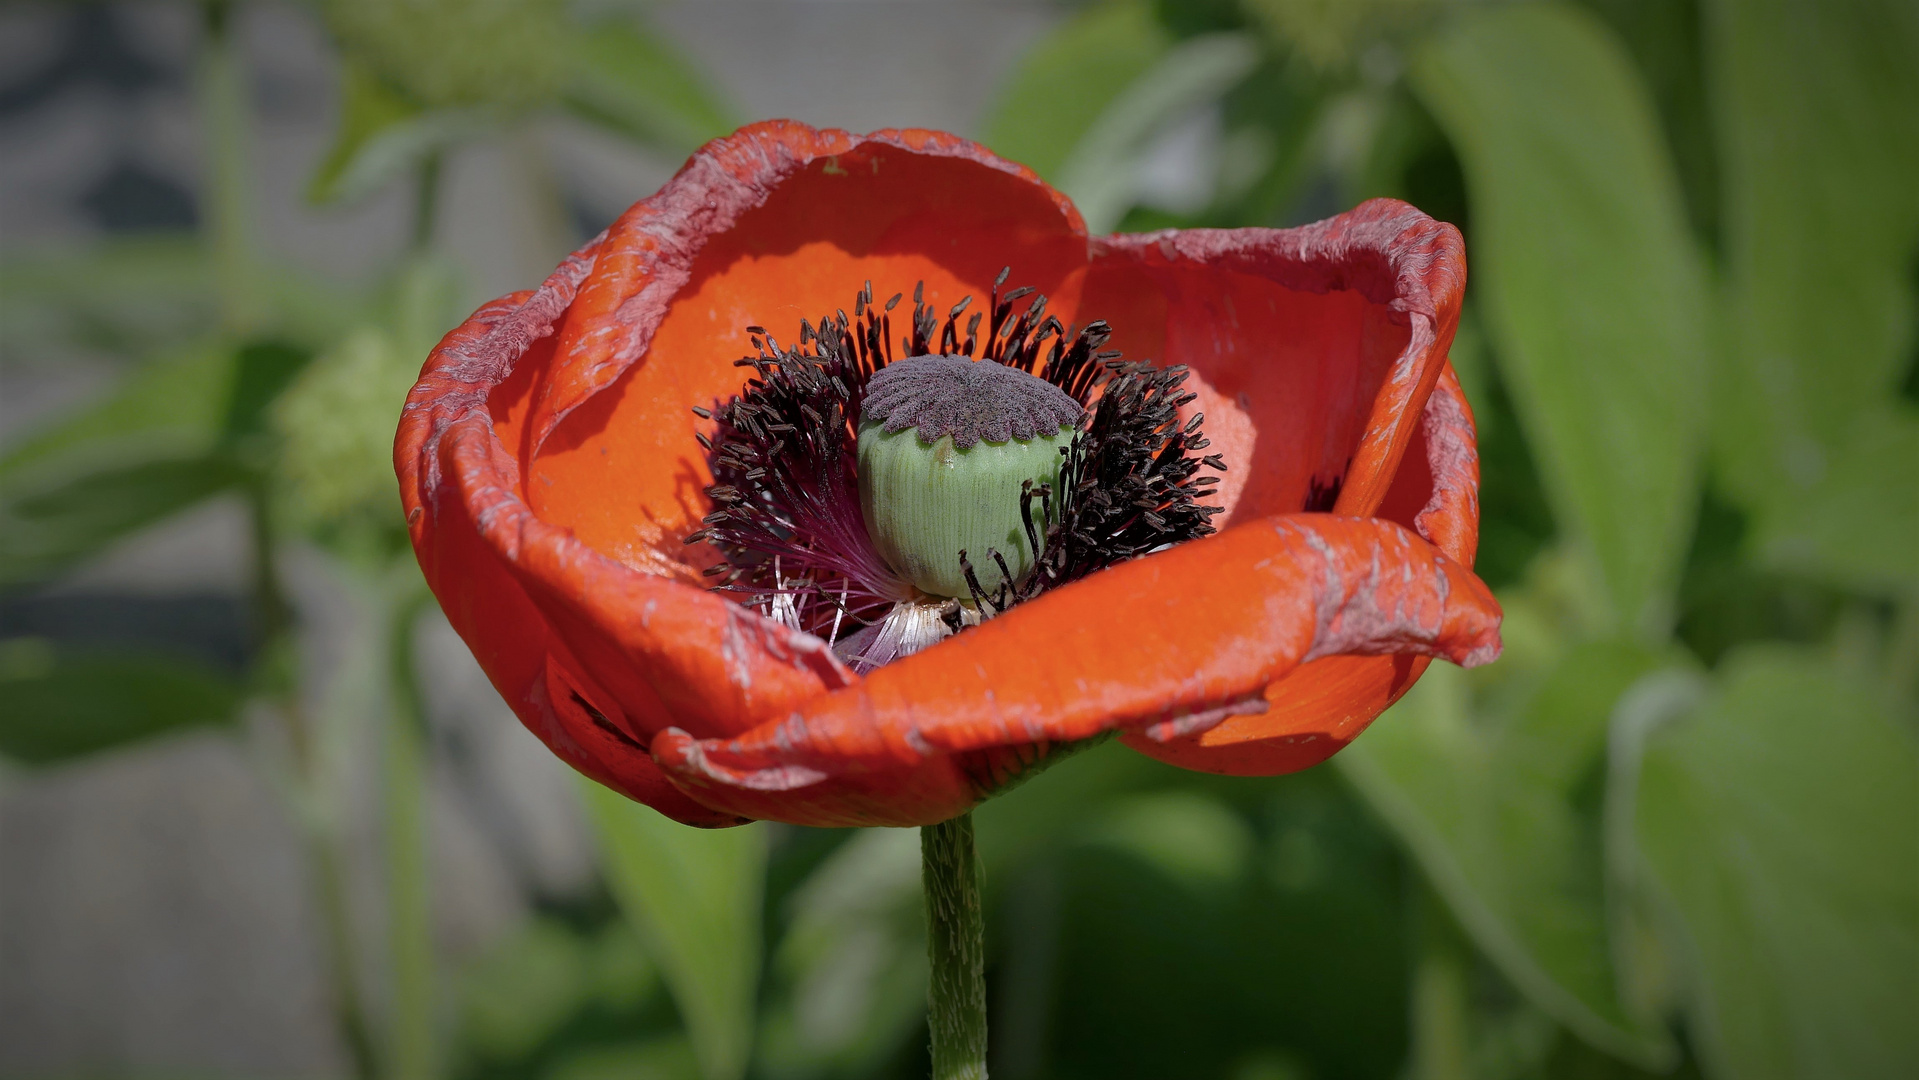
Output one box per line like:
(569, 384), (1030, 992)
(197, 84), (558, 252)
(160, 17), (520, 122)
(651, 513), (1500, 826)
(396, 257), (745, 827)
(401, 258), (865, 756)
(1119, 364), (1487, 775)
(1086, 200), (1465, 525)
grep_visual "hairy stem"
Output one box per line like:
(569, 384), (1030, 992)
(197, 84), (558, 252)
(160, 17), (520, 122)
(922, 812), (988, 1080)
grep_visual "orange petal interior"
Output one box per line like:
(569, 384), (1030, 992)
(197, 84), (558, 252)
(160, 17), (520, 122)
(1080, 262), (1410, 525)
(522, 144), (1091, 578)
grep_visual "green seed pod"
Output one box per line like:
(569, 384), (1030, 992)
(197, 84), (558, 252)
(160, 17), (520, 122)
(858, 421), (1072, 598)
(856, 354), (1084, 599)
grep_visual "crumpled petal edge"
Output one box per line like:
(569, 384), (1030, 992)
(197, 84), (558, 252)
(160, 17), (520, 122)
(649, 515), (1501, 805)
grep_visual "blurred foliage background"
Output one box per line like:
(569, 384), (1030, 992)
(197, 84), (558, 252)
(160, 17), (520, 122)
(0, 1), (1914, 1079)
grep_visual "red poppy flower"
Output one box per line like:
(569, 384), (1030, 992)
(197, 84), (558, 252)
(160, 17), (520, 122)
(395, 120), (1500, 829)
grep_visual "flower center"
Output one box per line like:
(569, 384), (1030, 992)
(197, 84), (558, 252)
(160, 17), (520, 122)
(686, 272), (1226, 672)
(858, 355), (1081, 598)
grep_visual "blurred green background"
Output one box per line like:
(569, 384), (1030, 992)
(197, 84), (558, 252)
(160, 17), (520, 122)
(0, 1), (1913, 1079)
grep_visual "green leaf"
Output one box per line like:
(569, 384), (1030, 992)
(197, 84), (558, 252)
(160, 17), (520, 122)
(0, 454), (244, 585)
(321, 0), (568, 114)
(1338, 639), (1677, 1066)
(1706, 0), (1919, 589)
(223, 340), (316, 443)
(563, 20), (737, 157)
(0, 342), (234, 485)
(1082, 790), (1255, 888)
(0, 641), (246, 765)
(0, 239), (217, 362)
(1203, 57), (1327, 229)
(1033, 766), (1413, 1080)
(309, 59), (429, 205)
(758, 828), (926, 1077)
(1241, 0), (1431, 72)
(458, 916), (657, 1065)
(1410, 2), (1712, 639)
(973, 735), (1163, 870)
(333, 109), (495, 202)
(459, 918), (592, 1063)
(1631, 647), (1919, 1080)
(1403, 884), (1562, 1080)
(0, 339), (310, 586)
(980, 0), (1173, 180)
(580, 780), (765, 1080)
(1748, 408), (1919, 591)
(0, 338), (309, 585)
(543, 1037), (701, 1080)
(307, 60), (491, 208)
(1056, 32), (1262, 232)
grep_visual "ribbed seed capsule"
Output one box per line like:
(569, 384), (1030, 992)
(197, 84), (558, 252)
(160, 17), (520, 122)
(856, 354), (1082, 598)
(858, 421), (1071, 597)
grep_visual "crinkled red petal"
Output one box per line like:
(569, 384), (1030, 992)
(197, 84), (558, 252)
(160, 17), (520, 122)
(1120, 365), (1485, 775)
(652, 513), (1500, 826)
(1083, 201), (1465, 525)
(396, 263), (744, 826)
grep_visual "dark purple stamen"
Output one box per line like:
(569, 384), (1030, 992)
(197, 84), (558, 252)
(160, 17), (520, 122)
(687, 270), (1226, 653)
(957, 360), (1226, 616)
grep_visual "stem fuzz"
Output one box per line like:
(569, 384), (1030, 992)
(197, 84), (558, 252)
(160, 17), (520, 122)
(922, 812), (988, 1079)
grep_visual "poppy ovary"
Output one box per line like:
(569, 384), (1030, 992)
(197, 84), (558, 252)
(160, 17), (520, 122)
(858, 354), (1081, 600)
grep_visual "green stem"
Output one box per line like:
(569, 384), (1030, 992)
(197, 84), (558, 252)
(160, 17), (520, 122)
(1885, 591), (1919, 705)
(1406, 883), (1471, 1080)
(922, 812), (988, 1080)
(384, 579), (436, 1080)
(204, 4), (373, 1075)
(313, 824), (383, 1080)
(199, 0), (257, 333)
(243, 483), (294, 692)
(245, 486), (380, 1080)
